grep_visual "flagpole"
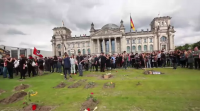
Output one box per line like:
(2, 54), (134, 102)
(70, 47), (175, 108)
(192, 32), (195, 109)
(130, 13), (132, 53)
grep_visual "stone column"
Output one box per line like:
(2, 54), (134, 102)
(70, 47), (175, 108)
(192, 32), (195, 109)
(90, 39), (93, 54)
(141, 38), (144, 52)
(97, 39), (100, 53)
(61, 42), (64, 56)
(153, 36), (157, 51)
(109, 38), (111, 54)
(115, 37), (117, 53)
(103, 38), (105, 53)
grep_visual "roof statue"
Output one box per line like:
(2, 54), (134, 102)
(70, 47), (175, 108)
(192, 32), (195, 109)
(62, 20), (65, 27)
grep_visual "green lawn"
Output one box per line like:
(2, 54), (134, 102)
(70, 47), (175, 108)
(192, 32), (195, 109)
(0, 68), (200, 111)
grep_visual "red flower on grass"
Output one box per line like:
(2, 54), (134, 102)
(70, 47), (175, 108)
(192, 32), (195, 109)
(32, 104), (37, 110)
(116, 71), (118, 72)
(91, 92), (94, 95)
(87, 108), (90, 111)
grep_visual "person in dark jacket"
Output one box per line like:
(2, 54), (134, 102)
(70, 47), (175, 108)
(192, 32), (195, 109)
(99, 52), (106, 72)
(172, 52), (178, 69)
(19, 54), (26, 79)
(63, 54), (72, 79)
(27, 55), (36, 77)
(94, 55), (99, 71)
(6, 54), (14, 79)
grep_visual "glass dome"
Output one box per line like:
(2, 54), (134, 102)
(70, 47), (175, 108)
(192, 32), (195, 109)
(102, 24), (119, 29)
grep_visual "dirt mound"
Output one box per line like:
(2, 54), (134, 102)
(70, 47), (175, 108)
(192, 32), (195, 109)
(144, 70), (164, 75)
(103, 82), (115, 88)
(0, 91), (27, 104)
(15, 84), (29, 91)
(84, 82), (96, 89)
(80, 98), (98, 111)
(53, 82), (66, 88)
(68, 79), (87, 88)
(67, 78), (75, 82)
(0, 89), (5, 95)
(23, 103), (52, 111)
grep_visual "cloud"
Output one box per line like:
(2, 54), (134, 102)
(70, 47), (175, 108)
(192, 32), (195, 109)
(19, 42), (49, 49)
(0, 0), (200, 51)
(6, 28), (26, 35)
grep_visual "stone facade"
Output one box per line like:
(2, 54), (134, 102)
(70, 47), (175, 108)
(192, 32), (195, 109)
(51, 16), (175, 56)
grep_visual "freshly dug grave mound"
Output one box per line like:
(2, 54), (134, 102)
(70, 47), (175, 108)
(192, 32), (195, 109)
(53, 82), (66, 88)
(23, 103), (52, 111)
(84, 82), (96, 89)
(103, 82), (115, 88)
(0, 89), (5, 95)
(68, 79), (87, 88)
(144, 70), (164, 75)
(80, 98), (98, 111)
(0, 91), (27, 104)
(15, 84), (29, 91)
(67, 78), (75, 82)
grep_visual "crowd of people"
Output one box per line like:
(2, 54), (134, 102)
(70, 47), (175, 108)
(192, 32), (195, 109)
(0, 47), (199, 80)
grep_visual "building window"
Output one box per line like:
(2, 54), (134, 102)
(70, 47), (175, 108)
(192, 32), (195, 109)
(127, 46), (130, 53)
(78, 49), (81, 53)
(144, 45), (147, 51)
(83, 43), (85, 47)
(144, 39), (147, 43)
(87, 42), (90, 47)
(150, 38), (153, 43)
(150, 45), (153, 51)
(132, 39), (135, 44)
(127, 39), (130, 44)
(83, 49), (85, 55)
(132, 46), (136, 51)
(160, 36), (167, 42)
(138, 45), (141, 51)
(57, 44), (61, 49)
(87, 49), (90, 54)
(78, 43), (80, 47)
(58, 51), (61, 56)
(138, 39), (141, 44)
(162, 45), (166, 50)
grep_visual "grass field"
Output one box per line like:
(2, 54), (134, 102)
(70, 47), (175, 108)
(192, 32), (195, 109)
(0, 68), (200, 111)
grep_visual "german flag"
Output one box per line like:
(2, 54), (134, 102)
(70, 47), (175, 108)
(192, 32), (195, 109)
(130, 16), (135, 31)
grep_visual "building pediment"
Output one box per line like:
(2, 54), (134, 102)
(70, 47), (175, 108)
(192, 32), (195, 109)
(91, 28), (122, 36)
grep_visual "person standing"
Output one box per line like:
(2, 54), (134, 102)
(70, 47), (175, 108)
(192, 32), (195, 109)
(70, 54), (76, 75)
(111, 54), (116, 69)
(99, 52), (106, 72)
(0, 58), (4, 75)
(27, 55), (35, 77)
(187, 50), (194, 69)
(94, 55), (99, 71)
(19, 54), (26, 79)
(63, 54), (72, 79)
(38, 57), (44, 75)
(76, 52), (84, 76)
(172, 51), (178, 69)
(122, 51), (128, 70)
(3, 58), (8, 78)
(6, 54), (14, 79)
(161, 51), (166, 67)
(53, 56), (58, 72)
(193, 47), (200, 69)
(14, 58), (19, 76)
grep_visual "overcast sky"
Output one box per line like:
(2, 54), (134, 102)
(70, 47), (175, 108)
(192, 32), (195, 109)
(0, 0), (199, 51)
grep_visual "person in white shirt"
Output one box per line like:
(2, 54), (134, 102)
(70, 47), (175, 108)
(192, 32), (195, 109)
(14, 58), (19, 76)
(70, 54), (76, 75)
